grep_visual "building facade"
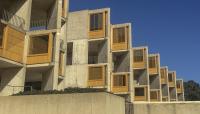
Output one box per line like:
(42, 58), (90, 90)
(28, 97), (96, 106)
(0, 0), (184, 102)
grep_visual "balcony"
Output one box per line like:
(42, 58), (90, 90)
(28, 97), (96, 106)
(89, 11), (108, 39)
(0, 21), (25, 63)
(111, 25), (129, 51)
(30, 0), (57, 31)
(160, 67), (168, 84)
(88, 65), (106, 87)
(133, 48), (147, 69)
(148, 55), (159, 75)
(111, 73), (129, 93)
(134, 86), (148, 101)
(150, 90), (160, 101)
(27, 33), (53, 65)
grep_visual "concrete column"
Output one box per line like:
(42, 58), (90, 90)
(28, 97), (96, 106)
(0, 67), (26, 96)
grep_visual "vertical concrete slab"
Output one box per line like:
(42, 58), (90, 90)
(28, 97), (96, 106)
(0, 67), (26, 96)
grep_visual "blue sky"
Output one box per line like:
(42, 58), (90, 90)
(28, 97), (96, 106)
(69, 0), (200, 83)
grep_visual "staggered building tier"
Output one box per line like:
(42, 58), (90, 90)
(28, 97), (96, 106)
(0, 0), (184, 102)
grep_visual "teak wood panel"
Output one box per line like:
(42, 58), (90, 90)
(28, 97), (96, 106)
(0, 25), (25, 63)
(160, 68), (168, 84)
(134, 87), (148, 101)
(133, 49), (146, 69)
(149, 56), (159, 75)
(112, 26), (129, 51)
(150, 90), (160, 101)
(27, 33), (53, 65)
(111, 74), (129, 93)
(89, 12), (107, 39)
(88, 65), (105, 87)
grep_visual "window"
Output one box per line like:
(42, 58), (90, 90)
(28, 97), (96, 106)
(168, 73), (173, 82)
(113, 75), (127, 86)
(177, 83), (181, 88)
(113, 27), (126, 43)
(29, 35), (49, 55)
(90, 13), (103, 31)
(89, 67), (103, 80)
(149, 57), (156, 68)
(67, 42), (73, 65)
(134, 50), (144, 62)
(135, 88), (145, 96)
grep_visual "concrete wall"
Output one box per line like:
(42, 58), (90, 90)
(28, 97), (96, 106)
(0, 92), (125, 114)
(133, 102), (200, 114)
(0, 67), (26, 96)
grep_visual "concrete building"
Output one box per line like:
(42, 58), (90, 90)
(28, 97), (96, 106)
(0, 0), (185, 103)
(0, 0), (69, 96)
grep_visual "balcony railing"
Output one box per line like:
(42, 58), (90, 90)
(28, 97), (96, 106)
(1, 10), (25, 30)
(30, 19), (49, 31)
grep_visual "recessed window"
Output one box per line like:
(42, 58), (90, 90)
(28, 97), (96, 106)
(134, 50), (144, 62)
(67, 42), (73, 65)
(29, 35), (49, 55)
(113, 75), (127, 86)
(89, 67), (103, 80)
(113, 27), (126, 43)
(90, 13), (103, 31)
(149, 57), (156, 68)
(135, 88), (145, 96)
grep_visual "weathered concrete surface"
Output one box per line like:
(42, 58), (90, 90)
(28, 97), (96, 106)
(133, 102), (200, 114)
(0, 92), (125, 114)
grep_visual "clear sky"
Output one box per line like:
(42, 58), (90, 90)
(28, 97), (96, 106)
(69, 0), (200, 83)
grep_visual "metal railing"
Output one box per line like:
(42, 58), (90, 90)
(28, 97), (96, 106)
(30, 19), (49, 31)
(1, 9), (25, 30)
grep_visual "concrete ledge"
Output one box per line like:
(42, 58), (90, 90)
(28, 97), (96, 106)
(0, 92), (125, 114)
(133, 101), (200, 114)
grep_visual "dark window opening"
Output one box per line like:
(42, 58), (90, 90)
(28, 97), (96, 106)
(24, 81), (42, 92)
(67, 42), (73, 65)
(134, 50), (144, 62)
(135, 88), (145, 96)
(113, 27), (126, 43)
(89, 67), (103, 80)
(29, 35), (49, 55)
(113, 75), (126, 86)
(90, 13), (103, 31)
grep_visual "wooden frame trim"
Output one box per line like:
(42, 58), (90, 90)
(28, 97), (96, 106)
(134, 86), (148, 101)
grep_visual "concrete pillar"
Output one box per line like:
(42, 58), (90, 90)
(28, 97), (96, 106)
(0, 67), (26, 96)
